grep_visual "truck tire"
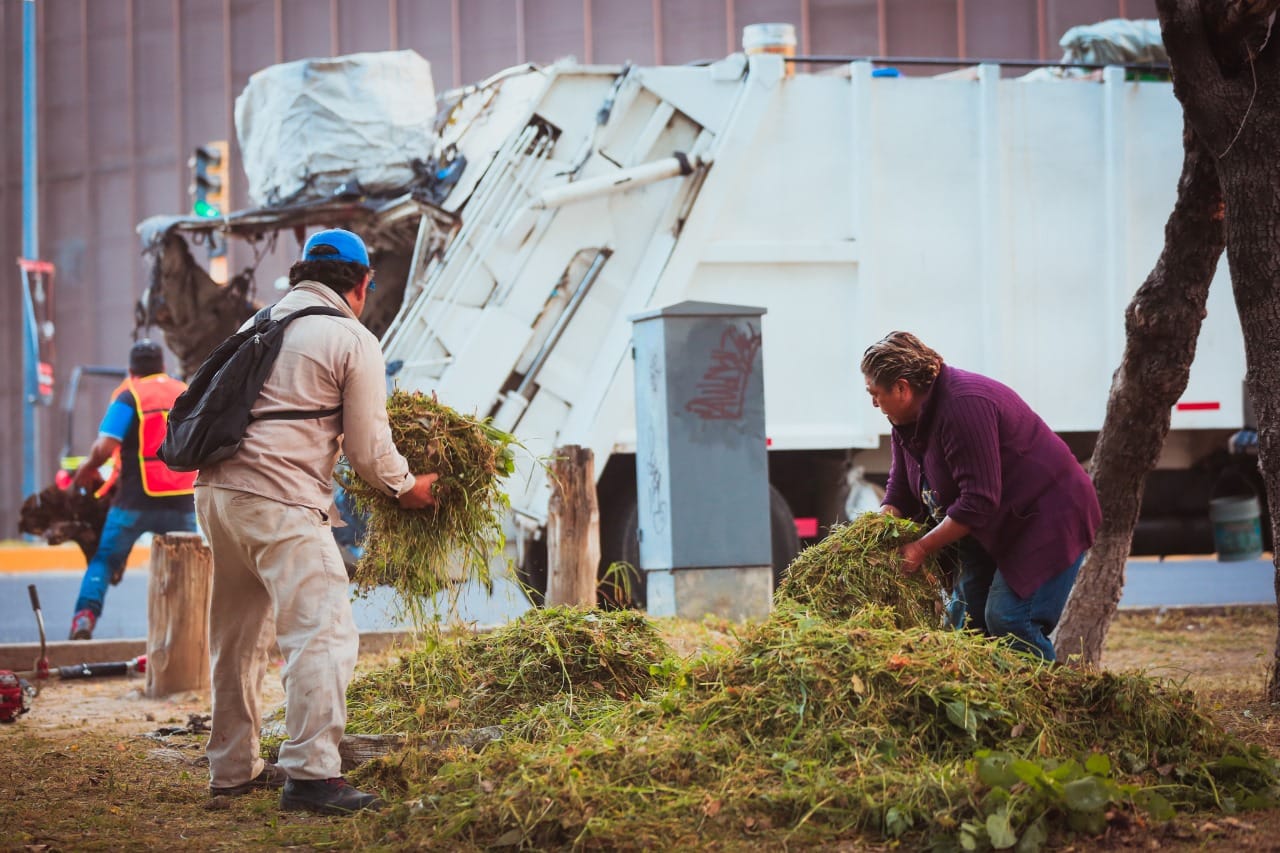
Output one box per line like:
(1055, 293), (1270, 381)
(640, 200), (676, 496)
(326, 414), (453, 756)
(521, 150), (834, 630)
(600, 484), (801, 610)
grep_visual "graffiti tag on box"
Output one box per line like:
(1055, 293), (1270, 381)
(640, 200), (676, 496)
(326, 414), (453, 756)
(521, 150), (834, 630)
(685, 324), (762, 420)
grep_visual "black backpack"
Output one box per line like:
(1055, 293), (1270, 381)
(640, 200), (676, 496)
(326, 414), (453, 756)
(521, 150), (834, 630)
(158, 305), (347, 472)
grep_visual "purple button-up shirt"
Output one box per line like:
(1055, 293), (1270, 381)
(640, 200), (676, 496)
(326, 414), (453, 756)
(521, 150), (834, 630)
(882, 365), (1101, 598)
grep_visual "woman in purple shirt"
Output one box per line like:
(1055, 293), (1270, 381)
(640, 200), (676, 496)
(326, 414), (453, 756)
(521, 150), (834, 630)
(861, 332), (1101, 660)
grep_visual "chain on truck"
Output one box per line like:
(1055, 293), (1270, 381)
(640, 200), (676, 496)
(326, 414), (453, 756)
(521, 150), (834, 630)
(133, 31), (1264, 607)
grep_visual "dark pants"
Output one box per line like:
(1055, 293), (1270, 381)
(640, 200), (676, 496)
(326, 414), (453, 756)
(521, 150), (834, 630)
(944, 539), (1084, 661)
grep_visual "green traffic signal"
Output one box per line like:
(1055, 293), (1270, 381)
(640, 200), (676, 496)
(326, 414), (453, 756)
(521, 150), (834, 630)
(189, 140), (229, 219)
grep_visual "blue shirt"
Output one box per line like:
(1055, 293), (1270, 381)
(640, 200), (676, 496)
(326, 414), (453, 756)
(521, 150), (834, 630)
(98, 399), (136, 441)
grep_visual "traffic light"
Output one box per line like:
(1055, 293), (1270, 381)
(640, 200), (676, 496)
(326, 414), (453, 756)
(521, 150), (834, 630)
(189, 140), (229, 218)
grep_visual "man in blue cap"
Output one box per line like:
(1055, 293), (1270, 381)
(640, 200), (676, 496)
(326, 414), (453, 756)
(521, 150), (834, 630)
(195, 228), (439, 815)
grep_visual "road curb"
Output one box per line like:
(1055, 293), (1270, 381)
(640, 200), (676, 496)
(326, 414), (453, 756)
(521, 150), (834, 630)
(0, 629), (416, 672)
(0, 543), (151, 574)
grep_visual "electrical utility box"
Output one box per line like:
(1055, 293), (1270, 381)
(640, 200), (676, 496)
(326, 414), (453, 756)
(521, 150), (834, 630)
(630, 300), (772, 620)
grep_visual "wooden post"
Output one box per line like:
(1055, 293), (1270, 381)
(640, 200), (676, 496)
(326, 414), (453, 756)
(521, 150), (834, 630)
(545, 445), (600, 606)
(146, 532), (213, 697)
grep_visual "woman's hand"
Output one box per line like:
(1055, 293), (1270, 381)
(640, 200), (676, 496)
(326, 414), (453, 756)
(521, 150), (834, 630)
(398, 472), (439, 509)
(899, 540), (928, 574)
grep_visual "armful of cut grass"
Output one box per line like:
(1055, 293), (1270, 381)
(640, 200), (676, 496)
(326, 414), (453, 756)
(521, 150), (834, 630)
(338, 390), (523, 621)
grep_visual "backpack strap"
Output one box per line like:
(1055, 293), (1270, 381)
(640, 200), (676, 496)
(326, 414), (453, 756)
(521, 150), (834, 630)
(251, 304), (350, 423)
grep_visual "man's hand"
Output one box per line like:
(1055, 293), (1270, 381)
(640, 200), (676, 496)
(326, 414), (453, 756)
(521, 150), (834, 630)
(72, 463), (100, 492)
(899, 540), (928, 574)
(398, 473), (439, 509)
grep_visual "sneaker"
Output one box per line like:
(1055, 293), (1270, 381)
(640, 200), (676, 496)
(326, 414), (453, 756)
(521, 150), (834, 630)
(209, 763), (289, 797)
(69, 609), (96, 641)
(280, 777), (384, 816)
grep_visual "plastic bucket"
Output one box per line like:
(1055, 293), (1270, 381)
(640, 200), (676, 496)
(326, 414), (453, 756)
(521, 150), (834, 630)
(1209, 494), (1264, 562)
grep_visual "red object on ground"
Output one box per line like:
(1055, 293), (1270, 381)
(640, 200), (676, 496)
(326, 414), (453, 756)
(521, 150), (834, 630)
(0, 671), (30, 723)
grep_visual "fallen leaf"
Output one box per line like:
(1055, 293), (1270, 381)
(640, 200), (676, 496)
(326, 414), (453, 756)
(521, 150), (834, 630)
(703, 798), (722, 818)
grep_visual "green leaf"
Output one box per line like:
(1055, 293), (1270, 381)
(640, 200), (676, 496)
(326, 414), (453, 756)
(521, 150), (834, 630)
(1047, 759), (1082, 782)
(1062, 776), (1111, 813)
(884, 806), (911, 838)
(986, 809), (1018, 849)
(1084, 753), (1112, 777)
(1011, 759), (1045, 785)
(1134, 788), (1176, 821)
(977, 753), (1019, 788)
(493, 828), (524, 846)
(1067, 808), (1107, 835)
(945, 699), (978, 738)
(1014, 816), (1049, 853)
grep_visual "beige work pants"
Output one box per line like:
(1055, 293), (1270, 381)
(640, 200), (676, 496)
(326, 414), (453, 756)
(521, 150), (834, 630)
(196, 486), (358, 787)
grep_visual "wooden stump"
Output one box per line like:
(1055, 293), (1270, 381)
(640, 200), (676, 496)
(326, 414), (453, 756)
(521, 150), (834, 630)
(546, 445), (600, 606)
(146, 532), (212, 698)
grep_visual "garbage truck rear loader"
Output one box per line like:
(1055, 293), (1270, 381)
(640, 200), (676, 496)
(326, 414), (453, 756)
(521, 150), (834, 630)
(378, 51), (1250, 600)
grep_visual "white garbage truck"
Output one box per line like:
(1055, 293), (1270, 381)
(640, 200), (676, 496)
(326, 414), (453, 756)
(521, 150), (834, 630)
(142, 47), (1254, 600)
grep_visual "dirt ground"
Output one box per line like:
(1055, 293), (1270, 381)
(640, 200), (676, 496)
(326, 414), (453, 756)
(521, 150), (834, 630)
(2, 608), (1279, 851)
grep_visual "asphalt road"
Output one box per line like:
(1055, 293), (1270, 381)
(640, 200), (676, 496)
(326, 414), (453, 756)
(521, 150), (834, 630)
(0, 557), (1273, 645)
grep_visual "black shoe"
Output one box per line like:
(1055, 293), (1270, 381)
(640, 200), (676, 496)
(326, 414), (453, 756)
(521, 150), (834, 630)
(280, 777), (384, 815)
(209, 763), (289, 796)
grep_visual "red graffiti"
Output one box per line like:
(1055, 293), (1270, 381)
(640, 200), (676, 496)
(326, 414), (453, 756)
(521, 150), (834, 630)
(684, 325), (762, 420)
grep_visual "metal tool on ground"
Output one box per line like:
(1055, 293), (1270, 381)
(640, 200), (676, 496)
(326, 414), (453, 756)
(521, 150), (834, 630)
(0, 585), (147, 722)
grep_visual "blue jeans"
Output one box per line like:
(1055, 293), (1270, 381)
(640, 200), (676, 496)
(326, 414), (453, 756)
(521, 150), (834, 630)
(75, 506), (198, 616)
(945, 540), (1084, 661)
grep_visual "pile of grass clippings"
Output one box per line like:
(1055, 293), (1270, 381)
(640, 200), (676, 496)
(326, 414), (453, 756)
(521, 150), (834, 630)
(332, 518), (1280, 851)
(339, 390), (518, 619)
(343, 605), (1279, 851)
(778, 512), (943, 627)
(346, 607), (671, 740)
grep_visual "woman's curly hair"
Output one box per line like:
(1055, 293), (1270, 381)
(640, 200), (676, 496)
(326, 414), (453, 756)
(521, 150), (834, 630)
(860, 331), (944, 392)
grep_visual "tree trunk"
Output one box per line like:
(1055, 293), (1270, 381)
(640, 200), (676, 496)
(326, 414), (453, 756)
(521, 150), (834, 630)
(146, 532), (212, 697)
(545, 445), (601, 607)
(1218, 157), (1280, 698)
(1055, 121), (1226, 664)
(1154, 0), (1280, 699)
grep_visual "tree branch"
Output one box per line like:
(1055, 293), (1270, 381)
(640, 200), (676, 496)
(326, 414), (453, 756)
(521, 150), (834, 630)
(1206, 0), (1280, 43)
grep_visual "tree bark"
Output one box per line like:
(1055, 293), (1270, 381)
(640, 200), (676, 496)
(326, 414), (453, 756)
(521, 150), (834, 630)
(1155, 0), (1280, 699)
(146, 532), (212, 698)
(1055, 120), (1226, 664)
(545, 445), (601, 607)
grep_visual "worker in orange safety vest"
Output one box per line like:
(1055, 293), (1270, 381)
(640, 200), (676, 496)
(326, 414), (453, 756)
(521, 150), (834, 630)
(68, 339), (198, 640)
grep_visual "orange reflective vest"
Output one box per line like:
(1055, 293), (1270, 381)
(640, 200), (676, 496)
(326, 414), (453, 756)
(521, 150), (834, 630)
(124, 374), (198, 497)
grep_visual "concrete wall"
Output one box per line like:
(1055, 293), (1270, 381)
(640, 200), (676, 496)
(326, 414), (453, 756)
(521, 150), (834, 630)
(0, 0), (1158, 534)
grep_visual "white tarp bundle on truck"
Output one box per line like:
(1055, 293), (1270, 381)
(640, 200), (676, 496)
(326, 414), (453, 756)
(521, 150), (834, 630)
(234, 50), (437, 207)
(1059, 18), (1167, 65)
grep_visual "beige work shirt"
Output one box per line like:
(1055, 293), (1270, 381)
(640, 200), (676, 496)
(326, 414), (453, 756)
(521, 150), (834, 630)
(195, 281), (413, 512)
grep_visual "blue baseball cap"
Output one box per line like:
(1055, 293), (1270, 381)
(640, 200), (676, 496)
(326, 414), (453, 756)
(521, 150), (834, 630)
(302, 228), (370, 266)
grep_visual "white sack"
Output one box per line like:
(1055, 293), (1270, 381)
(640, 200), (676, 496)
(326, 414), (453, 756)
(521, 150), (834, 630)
(234, 50), (437, 207)
(1059, 19), (1167, 66)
